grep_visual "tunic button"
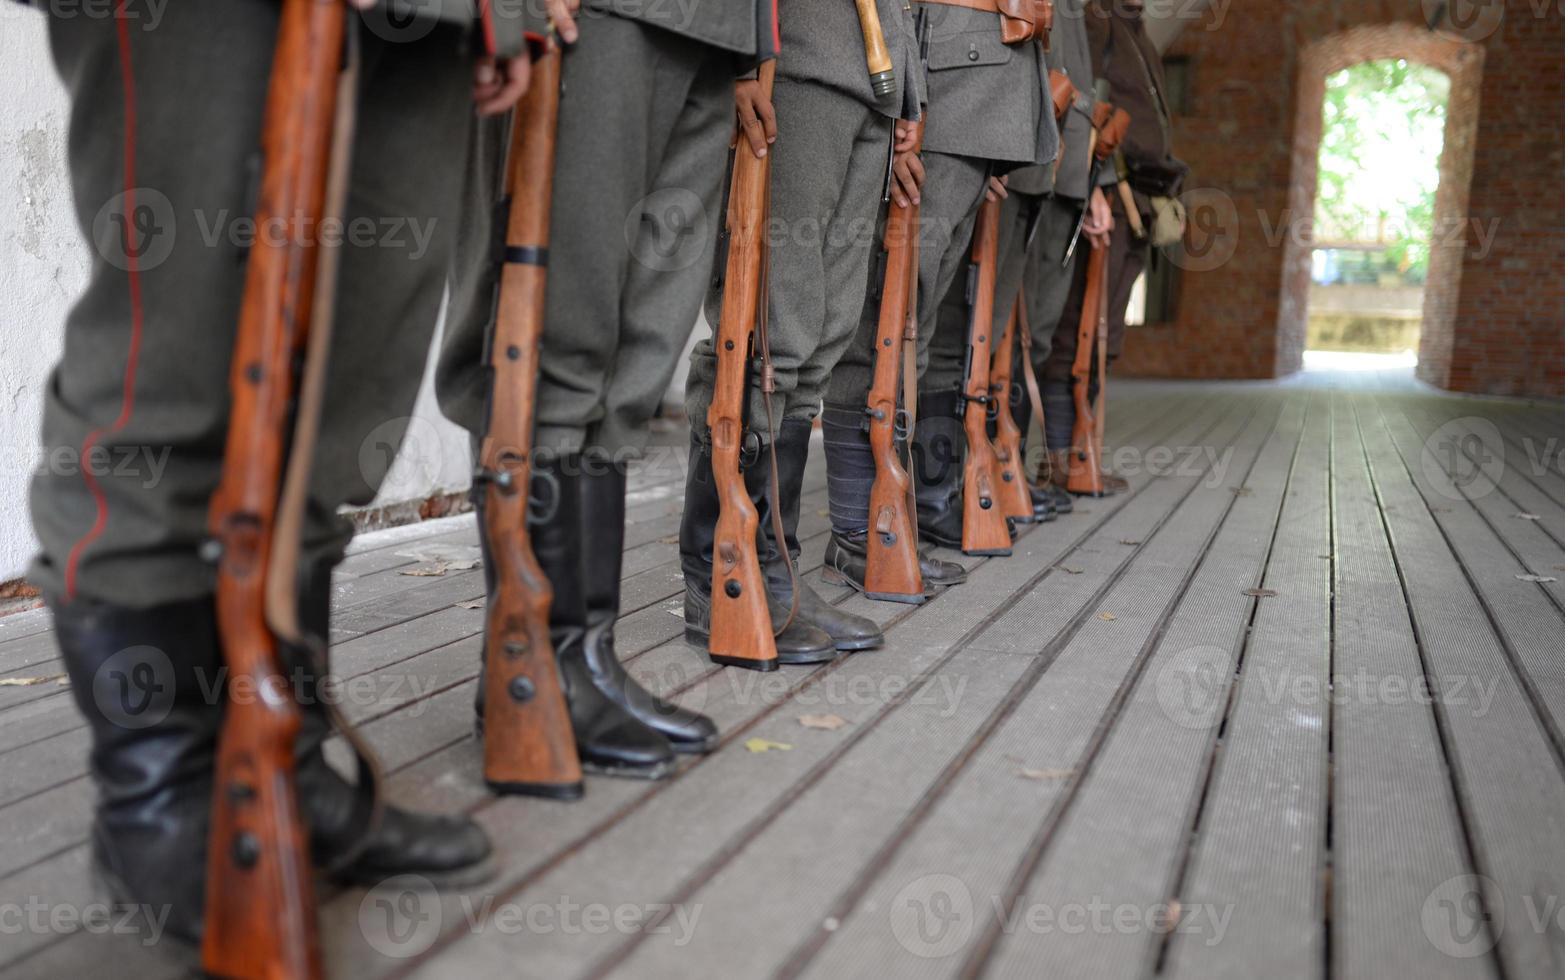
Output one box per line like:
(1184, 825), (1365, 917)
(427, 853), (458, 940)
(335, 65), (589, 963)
(968, 45), (979, 61)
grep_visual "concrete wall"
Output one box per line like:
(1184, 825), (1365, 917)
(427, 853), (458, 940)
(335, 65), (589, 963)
(0, 12), (473, 584)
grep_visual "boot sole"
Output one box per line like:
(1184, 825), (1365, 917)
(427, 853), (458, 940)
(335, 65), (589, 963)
(330, 854), (502, 890)
(670, 733), (721, 755)
(684, 626), (839, 669)
(820, 565), (929, 605)
(583, 758), (676, 781)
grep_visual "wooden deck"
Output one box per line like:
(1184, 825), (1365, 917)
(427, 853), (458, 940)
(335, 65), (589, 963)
(3, 367), (1564, 979)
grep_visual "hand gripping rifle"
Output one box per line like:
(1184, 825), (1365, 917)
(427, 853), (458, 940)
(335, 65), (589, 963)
(862, 119), (925, 603)
(203, 2), (348, 975)
(708, 59), (783, 671)
(957, 196), (1015, 556)
(1065, 105), (1130, 498)
(476, 42), (582, 798)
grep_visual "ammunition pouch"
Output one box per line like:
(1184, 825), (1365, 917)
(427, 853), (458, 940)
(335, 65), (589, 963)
(1048, 69), (1076, 122)
(919, 0), (1053, 47)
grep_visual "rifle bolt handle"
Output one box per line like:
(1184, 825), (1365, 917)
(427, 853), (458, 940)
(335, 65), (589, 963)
(508, 676), (536, 704)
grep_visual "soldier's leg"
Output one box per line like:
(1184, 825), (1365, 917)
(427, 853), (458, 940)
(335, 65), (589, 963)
(33, 6), (490, 949)
(1016, 194), (1084, 510)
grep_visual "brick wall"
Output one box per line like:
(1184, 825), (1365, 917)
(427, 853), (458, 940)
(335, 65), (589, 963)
(1119, 0), (1565, 399)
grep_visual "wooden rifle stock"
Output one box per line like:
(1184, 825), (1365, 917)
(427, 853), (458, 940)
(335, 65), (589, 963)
(1066, 242), (1110, 496)
(478, 45), (582, 797)
(1064, 106), (1130, 497)
(855, 0), (897, 99)
(707, 60), (780, 671)
(989, 297), (1033, 521)
(203, 2), (343, 975)
(863, 121), (925, 603)
(959, 197), (1014, 555)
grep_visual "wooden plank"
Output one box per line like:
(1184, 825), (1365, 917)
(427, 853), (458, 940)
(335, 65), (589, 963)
(1355, 397), (1565, 978)
(783, 395), (1286, 980)
(317, 392), (1214, 977)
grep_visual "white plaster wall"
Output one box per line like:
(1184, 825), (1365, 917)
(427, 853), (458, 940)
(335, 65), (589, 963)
(1, 12), (80, 582)
(0, 11), (472, 583)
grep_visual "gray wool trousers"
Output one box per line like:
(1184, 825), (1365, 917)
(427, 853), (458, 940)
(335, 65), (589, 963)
(31, 2), (473, 607)
(684, 76), (893, 443)
(437, 14), (735, 457)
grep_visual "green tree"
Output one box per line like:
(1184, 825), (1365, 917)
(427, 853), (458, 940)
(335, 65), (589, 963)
(1315, 59), (1450, 281)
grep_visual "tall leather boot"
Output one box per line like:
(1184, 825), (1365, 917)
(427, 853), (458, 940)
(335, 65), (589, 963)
(54, 596), (223, 947)
(911, 389), (967, 549)
(580, 453), (718, 754)
(820, 405), (967, 600)
(769, 419), (881, 650)
(680, 434), (837, 666)
(476, 453), (675, 781)
(293, 563), (494, 884)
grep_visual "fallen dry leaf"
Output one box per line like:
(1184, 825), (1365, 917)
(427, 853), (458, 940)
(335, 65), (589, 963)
(1514, 513), (1542, 521)
(455, 599), (485, 610)
(1230, 487), (1253, 497)
(1243, 588), (1279, 598)
(1017, 767), (1075, 781)
(395, 544), (482, 567)
(1119, 539), (1142, 547)
(1058, 565), (1084, 575)
(0, 675), (65, 687)
(798, 713), (849, 731)
(1516, 574), (1559, 584)
(659, 535), (679, 545)
(744, 737), (794, 754)
(1098, 611), (1118, 622)
(401, 562), (453, 578)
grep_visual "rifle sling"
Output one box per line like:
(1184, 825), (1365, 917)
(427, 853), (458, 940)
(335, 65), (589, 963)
(753, 160), (799, 638)
(1014, 294), (1050, 486)
(262, 32), (384, 870)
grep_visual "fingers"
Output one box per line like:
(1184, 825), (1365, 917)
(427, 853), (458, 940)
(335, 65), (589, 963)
(546, 0), (580, 44)
(890, 152), (924, 208)
(893, 120), (918, 153)
(474, 56), (530, 116)
(734, 81), (775, 159)
(985, 176), (1009, 202)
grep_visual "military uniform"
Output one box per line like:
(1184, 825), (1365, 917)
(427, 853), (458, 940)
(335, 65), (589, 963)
(28, 1), (507, 949)
(676, 0), (924, 658)
(1043, 0), (1182, 459)
(437, 9), (774, 761)
(822, 5), (1057, 554)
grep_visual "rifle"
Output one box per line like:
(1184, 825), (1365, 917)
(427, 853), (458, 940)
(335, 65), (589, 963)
(1065, 106), (1130, 498)
(957, 196), (1015, 555)
(203, 1), (347, 975)
(707, 60), (781, 671)
(476, 42), (582, 798)
(854, 0), (897, 98)
(862, 119), (925, 603)
(988, 296), (1034, 522)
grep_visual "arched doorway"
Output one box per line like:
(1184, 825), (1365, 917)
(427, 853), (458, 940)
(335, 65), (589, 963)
(1278, 24), (1484, 383)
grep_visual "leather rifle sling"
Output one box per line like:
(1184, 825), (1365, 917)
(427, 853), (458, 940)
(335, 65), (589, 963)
(1014, 294), (1050, 486)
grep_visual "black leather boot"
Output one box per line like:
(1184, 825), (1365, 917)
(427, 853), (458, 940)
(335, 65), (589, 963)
(581, 453), (718, 754)
(911, 390), (967, 550)
(770, 419), (882, 651)
(292, 564), (494, 885)
(54, 595), (221, 948)
(680, 434), (837, 666)
(476, 454), (675, 781)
